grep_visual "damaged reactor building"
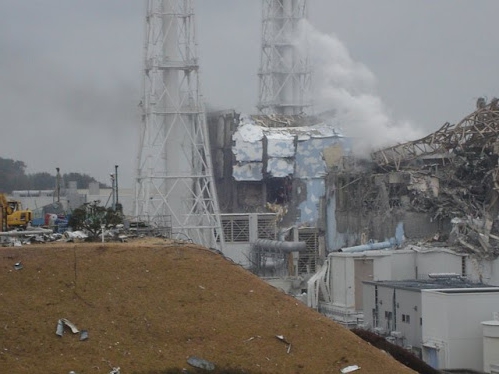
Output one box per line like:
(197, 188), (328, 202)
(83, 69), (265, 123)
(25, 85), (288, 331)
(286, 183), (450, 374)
(208, 97), (499, 370)
(209, 98), (499, 275)
(209, 97), (499, 271)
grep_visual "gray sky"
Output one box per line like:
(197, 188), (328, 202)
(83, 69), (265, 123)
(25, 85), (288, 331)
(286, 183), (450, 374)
(1, 1), (498, 187)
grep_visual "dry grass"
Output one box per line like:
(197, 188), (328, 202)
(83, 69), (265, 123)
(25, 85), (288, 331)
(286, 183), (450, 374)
(0, 239), (416, 373)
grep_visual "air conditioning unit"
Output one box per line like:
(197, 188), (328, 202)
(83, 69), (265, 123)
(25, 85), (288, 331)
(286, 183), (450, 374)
(374, 327), (386, 335)
(391, 331), (403, 338)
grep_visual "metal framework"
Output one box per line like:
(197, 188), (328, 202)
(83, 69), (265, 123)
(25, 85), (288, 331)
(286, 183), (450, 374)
(372, 98), (499, 170)
(134, 0), (224, 250)
(257, 0), (311, 115)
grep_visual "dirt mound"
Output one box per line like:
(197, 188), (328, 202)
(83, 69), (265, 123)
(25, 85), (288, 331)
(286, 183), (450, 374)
(0, 240), (415, 373)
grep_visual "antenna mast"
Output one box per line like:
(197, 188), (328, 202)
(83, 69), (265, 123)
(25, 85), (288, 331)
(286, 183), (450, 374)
(257, 0), (311, 115)
(134, 0), (224, 249)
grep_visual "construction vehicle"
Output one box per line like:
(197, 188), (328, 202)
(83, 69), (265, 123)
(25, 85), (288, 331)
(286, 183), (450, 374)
(0, 193), (32, 231)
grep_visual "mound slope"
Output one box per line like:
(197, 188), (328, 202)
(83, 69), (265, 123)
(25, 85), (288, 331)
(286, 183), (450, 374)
(0, 240), (415, 373)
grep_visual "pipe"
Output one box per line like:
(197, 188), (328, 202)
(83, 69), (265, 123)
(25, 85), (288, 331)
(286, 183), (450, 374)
(0, 229), (54, 237)
(338, 222), (405, 253)
(338, 239), (396, 253)
(253, 238), (307, 253)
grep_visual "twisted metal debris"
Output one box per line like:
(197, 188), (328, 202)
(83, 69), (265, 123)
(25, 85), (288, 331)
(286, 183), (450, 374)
(372, 98), (499, 170)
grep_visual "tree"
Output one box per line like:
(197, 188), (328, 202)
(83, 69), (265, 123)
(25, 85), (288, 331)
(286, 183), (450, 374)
(0, 156), (107, 192)
(27, 172), (55, 190)
(0, 157), (28, 193)
(63, 173), (107, 189)
(68, 200), (123, 241)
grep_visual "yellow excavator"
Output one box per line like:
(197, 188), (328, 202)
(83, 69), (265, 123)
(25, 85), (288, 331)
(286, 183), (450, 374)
(0, 193), (32, 231)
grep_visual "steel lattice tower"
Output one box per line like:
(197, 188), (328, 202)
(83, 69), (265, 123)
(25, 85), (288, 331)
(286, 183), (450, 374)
(257, 0), (311, 115)
(134, 0), (224, 250)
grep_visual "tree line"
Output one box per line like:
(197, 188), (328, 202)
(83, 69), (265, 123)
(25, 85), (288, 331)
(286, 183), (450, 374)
(0, 157), (105, 193)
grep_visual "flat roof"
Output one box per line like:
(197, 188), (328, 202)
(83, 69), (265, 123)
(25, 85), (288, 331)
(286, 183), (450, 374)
(363, 278), (496, 292)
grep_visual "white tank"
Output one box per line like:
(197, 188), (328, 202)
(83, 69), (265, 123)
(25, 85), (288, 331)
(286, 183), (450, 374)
(482, 312), (499, 373)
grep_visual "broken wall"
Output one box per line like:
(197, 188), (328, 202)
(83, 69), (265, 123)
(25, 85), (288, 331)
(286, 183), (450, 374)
(207, 110), (240, 212)
(218, 113), (349, 227)
(326, 170), (447, 251)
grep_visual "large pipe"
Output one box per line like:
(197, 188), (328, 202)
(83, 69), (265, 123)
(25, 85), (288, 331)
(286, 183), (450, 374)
(338, 239), (396, 253)
(338, 222), (405, 253)
(253, 238), (307, 253)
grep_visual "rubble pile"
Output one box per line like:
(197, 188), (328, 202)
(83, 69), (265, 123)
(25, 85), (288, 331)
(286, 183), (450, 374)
(338, 99), (499, 258)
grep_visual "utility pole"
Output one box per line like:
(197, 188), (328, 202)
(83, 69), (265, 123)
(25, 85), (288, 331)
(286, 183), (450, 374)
(134, 0), (224, 250)
(55, 167), (61, 203)
(257, 0), (311, 115)
(114, 165), (121, 212)
(110, 173), (116, 211)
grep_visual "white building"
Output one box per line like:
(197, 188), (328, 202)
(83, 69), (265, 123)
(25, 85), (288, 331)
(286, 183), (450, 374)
(307, 247), (467, 327)
(361, 277), (499, 371)
(422, 287), (499, 371)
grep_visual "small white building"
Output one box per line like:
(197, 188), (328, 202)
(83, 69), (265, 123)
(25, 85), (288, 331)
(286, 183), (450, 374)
(422, 287), (499, 371)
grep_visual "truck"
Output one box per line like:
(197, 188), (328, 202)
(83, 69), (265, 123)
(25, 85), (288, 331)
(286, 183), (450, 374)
(0, 193), (32, 231)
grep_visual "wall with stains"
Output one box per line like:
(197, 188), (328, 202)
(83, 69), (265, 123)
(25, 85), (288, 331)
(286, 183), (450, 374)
(231, 117), (348, 226)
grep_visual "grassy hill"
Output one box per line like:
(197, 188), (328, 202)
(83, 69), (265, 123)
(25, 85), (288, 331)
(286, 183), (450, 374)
(0, 239), (416, 373)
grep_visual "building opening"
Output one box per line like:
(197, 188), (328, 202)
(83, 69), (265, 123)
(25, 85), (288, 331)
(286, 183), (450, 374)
(266, 177), (291, 204)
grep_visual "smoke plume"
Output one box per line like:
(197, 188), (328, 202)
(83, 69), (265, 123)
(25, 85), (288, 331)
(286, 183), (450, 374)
(297, 21), (425, 156)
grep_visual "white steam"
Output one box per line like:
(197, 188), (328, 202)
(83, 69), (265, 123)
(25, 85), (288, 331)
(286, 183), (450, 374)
(297, 21), (425, 156)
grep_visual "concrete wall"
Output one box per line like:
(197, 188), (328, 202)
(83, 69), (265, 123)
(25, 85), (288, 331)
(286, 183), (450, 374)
(363, 284), (423, 350)
(390, 251), (416, 280)
(393, 288), (423, 349)
(466, 257), (499, 286)
(422, 288), (499, 371)
(362, 283), (377, 328)
(331, 256), (355, 310)
(376, 285), (397, 331)
(325, 170), (449, 252)
(403, 211), (444, 239)
(415, 250), (465, 279)
(223, 242), (252, 268)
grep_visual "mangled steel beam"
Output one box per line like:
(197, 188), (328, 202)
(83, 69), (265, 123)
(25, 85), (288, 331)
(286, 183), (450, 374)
(372, 98), (499, 170)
